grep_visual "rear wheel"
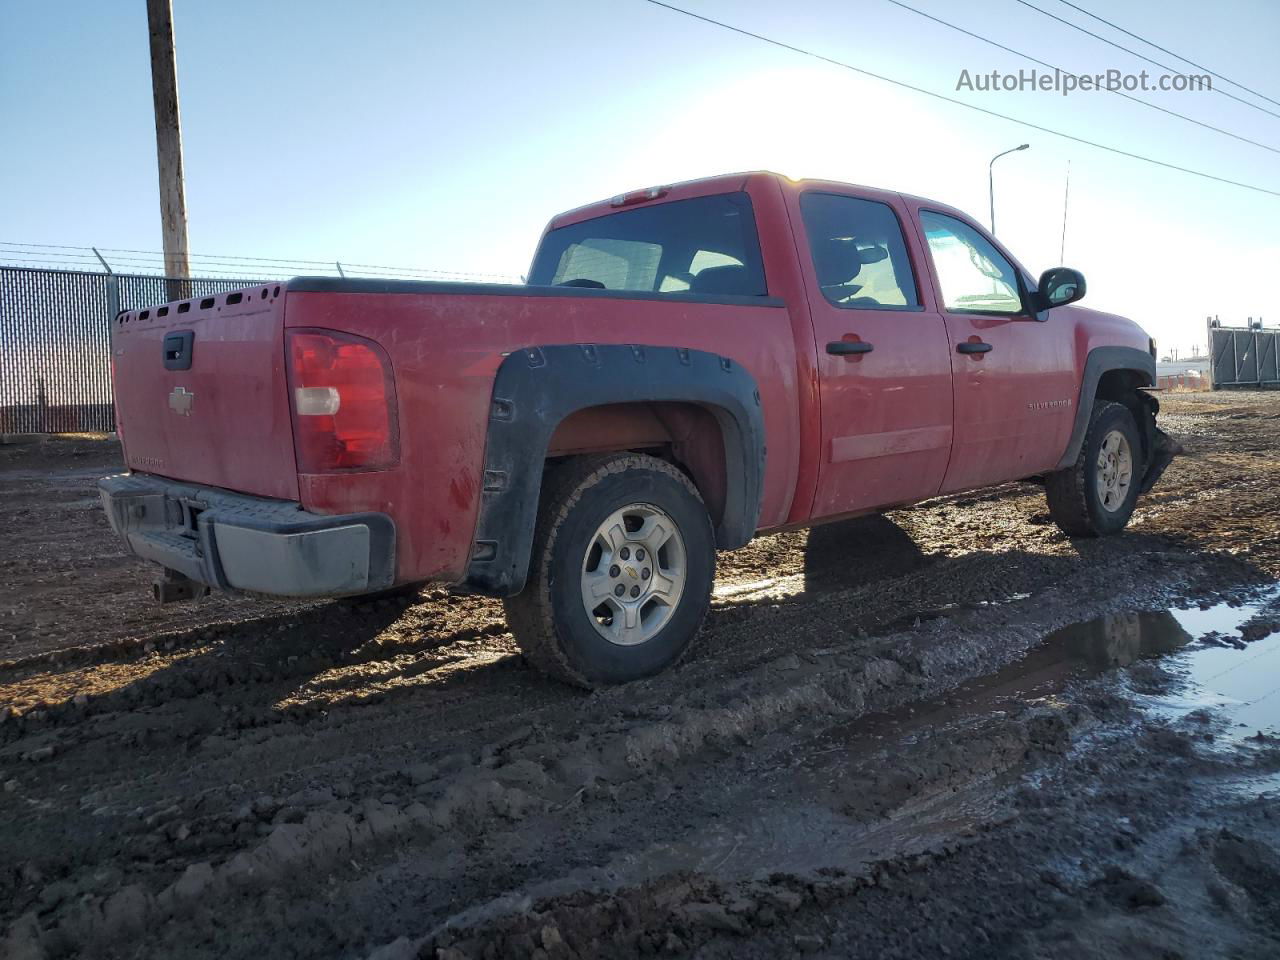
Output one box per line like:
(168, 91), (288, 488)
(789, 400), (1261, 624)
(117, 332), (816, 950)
(1046, 400), (1143, 537)
(504, 453), (715, 688)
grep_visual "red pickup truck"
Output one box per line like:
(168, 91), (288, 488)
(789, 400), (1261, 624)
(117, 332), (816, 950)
(101, 172), (1176, 686)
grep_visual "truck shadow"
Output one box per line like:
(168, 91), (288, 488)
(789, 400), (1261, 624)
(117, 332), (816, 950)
(52, 518), (936, 719)
(696, 515), (1270, 668)
(801, 514), (935, 591)
(19, 518), (1271, 745)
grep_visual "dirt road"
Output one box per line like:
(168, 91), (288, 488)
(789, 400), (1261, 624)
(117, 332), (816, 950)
(4, 391), (1280, 959)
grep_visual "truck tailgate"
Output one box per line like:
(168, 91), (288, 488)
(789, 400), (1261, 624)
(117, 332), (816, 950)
(112, 284), (298, 501)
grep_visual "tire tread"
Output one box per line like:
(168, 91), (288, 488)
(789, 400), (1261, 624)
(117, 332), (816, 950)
(1046, 400), (1132, 538)
(504, 453), (707, 688)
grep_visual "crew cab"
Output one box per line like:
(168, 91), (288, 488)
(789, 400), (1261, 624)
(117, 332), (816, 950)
(100, 172), (1177, 686)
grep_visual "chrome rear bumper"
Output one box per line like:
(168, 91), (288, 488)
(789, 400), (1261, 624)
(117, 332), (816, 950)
(98, 473), (395, 598)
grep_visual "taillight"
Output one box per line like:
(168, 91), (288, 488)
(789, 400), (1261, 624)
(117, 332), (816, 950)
(287, 329), (399, 472)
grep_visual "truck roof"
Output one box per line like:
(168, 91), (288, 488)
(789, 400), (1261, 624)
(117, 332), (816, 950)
(546, 170), (965, 231)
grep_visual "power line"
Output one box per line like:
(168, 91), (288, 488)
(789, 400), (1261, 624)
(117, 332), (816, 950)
(1011, 0), (1280, 120)
(1053, 0), (1280, 110)
(0, 247), (285, 273)
(0, 249), (103, 263)
(882, 0), (1280, 156)
(0, 255), (500, 282)
(0, 255), (277, 278)
(638, 0), (1280, 199)
(0, 240), (513, 277)
(0, 239), (337, 265)
(0, 254), (114, 268)
(0, 241), (94, 250)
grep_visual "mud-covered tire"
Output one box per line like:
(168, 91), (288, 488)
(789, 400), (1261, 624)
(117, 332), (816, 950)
(503, 453), (716, 688)
(1046, 400), (1143, 538)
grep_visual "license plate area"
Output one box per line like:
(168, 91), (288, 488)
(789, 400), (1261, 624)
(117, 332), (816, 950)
(164, 496), (208, 539)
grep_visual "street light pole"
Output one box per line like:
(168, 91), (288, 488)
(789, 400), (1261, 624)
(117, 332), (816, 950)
(988, 143), (1029, 235)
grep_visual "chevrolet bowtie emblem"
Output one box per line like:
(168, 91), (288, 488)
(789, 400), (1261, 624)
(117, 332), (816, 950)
(169, 386), (194, 416)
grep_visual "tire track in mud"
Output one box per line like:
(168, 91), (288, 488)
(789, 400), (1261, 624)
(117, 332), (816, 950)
(380, 725), (1280, 960)
(1, 544), (1258, 958)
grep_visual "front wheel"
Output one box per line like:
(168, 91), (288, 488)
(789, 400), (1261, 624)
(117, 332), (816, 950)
(504, 453), (716, 688)
(1045, 400), (1143, 537)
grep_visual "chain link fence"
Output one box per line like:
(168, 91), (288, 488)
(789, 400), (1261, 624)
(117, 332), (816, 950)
(0, 266), (261, 433)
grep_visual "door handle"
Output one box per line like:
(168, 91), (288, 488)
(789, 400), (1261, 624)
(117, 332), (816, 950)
(956, 341), (993, 355)
(827, 340), (874, 355)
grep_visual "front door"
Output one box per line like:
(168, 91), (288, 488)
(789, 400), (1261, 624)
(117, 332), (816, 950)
(790, 190), (955, 519)
(913, 209), (1078, 493)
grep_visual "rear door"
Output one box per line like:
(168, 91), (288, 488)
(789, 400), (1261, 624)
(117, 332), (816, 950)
(112, 284), (298, 500)
(787, 189), (955, 519)
(911, 209), (1077, 493)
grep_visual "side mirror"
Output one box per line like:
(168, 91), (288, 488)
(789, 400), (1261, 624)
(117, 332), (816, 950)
(1035, 267), (1086, 310)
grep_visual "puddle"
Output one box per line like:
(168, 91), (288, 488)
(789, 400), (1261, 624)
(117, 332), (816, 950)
(1042, 610), (1195, 669)
(847, 587), (1280, 756)
(1050, 586), (1280, 737)
(1167, 589), (1279, 639)
(1167, 628), (1280, 736)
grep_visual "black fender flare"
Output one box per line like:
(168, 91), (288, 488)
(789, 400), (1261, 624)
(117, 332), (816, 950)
(1055, 345), (1156, 470)
(464, 344), (766, 596)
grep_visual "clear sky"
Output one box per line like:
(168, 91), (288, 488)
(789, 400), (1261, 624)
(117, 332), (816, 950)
(2, 0), (1277, 355)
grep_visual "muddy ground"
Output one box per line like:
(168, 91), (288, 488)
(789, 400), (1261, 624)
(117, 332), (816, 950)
(4, 390), (1280, 959)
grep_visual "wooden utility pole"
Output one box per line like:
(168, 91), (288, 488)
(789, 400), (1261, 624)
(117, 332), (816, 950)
(146, 0), (190, 297)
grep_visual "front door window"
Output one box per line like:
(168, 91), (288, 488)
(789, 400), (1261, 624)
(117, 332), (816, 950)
(919, 211), (1023, 315)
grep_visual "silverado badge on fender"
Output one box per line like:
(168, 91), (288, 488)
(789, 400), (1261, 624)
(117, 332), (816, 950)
(1027, 398), (1072, 411)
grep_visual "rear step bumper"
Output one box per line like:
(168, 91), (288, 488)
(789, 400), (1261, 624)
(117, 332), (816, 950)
(98, 473), (395, 598)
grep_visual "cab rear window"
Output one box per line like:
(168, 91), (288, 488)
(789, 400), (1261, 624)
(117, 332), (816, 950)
(529, 192), (768, 298)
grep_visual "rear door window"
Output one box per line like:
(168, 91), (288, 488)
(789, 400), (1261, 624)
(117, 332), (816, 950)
(530, 192), (768, 297)
(800, 193), (921, 310)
